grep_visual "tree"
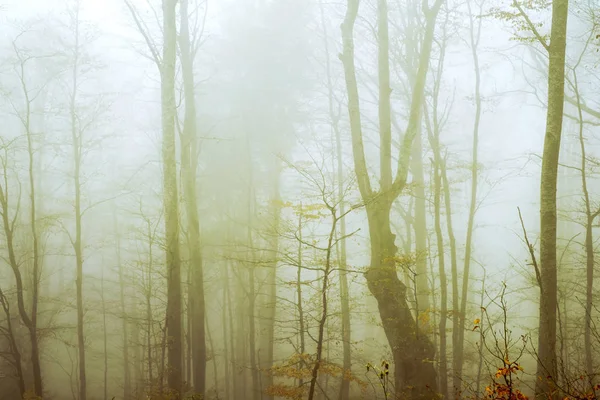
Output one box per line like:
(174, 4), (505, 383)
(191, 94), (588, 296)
(124, 0), (184, 395)
(454, 0), (485, 394)
(339, 0), (444, 397)
(534, 1), (569, 397)
(178, 0), (207, 395)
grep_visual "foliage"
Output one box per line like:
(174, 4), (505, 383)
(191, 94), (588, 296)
(366, 360), (391, 400)
(266, 352), (367, 399)
(486, 0), (551, 45)
(484, 360), (527, 400)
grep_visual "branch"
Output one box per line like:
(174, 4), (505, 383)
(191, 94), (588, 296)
(517, 207), (542, 293)
(512, 0), (550, 51)
(123, 0), (162, 69)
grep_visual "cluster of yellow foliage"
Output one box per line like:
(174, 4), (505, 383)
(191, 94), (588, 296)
(484, 360), (527, 400)
(266, 352), (367, 399)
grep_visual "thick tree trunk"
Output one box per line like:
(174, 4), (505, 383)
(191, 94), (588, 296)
(365, 202), (438, 400)
(535, 0), (568, 397)
(340, 0), (443, 397)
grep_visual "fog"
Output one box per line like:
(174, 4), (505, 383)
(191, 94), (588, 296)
(0, 0), (596, 399)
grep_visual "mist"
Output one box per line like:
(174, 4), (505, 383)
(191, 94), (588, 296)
(0, 0), (596, 399)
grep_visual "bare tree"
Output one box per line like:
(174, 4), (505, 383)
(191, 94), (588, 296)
(339, 0), (444, 396)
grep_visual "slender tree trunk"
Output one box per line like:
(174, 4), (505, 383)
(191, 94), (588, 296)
(69, 10), (87, 398)
(0, 288), (25, 398)
(296, 206), (306, 391)
(411, 130), (430, 314)
(205, 310), (219, 396)
(454, 1), (483, 394)
(535, 0), (568, 397)
(474, 273), (485, 400)
(307, 213), (339, 400)
(317, 3), (353, 396)
(259, 163), (281, 400)
(23, 58), (43, 399)
(162, 0), (183, 395)
(235, 277), (248, 399)
(573, 71), (595, 381)
(114, 207), (131, 400)
(101, 268), (108, 400)
(432, 158), (448, 399)
(0, 179), (38, 397)
(178, 0), (206, 395)
(222, 266), (231, 400)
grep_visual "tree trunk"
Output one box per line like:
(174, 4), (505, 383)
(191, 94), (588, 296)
(340, 0), (443, 397)
(432, 159), (448, 400)
(101, 268), (108, 400)
(178, 0), (206, 395)
(453, 0), (482, 394)
(307, 211), (339, 400)
(318, 2), (352, 396)
(69, 12), (87, 398)
(23, 58), (43, 399)
(0, 288), (25, 399)
(114, 207), (131, 400)
(411, 131), (430, 315)
(535, 0), (568, 397)
(222, 265), (231, 400)
(573, 71), (595, 382)
(162, 0), (183, 396)
(296, 208), (306, 390)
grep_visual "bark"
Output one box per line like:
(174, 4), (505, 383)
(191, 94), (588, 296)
(114, 208), (131, 400)
(432, 159), (448, 400)
(0, 179), (36, 398)
(474, 274), (485, 400)
(454, 0), (482, 395)
(259, 164), (281, 400)
(411, 131), (430, 314)
(101, 269), (108, 400)
(245, 140), (260, 400)
(235, 276), (248, 399)
(340, 0), (443, 397)
(18, 48), (44, 398)
(535, 0), (568, 397)
(424, 31), (449, 394)
(307, 209), (340, 400)
(178, 0), (207, 395)
(297, 208), (306, 389)
(573, 71), (597, 382)
(222, 266), (231, 400)
(162, 0), (183, 395)
(68, 8), (86, 398)
(318, 2), (352, 396)
(225, 263), (239, 399)
(0, 288), (25, 398)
